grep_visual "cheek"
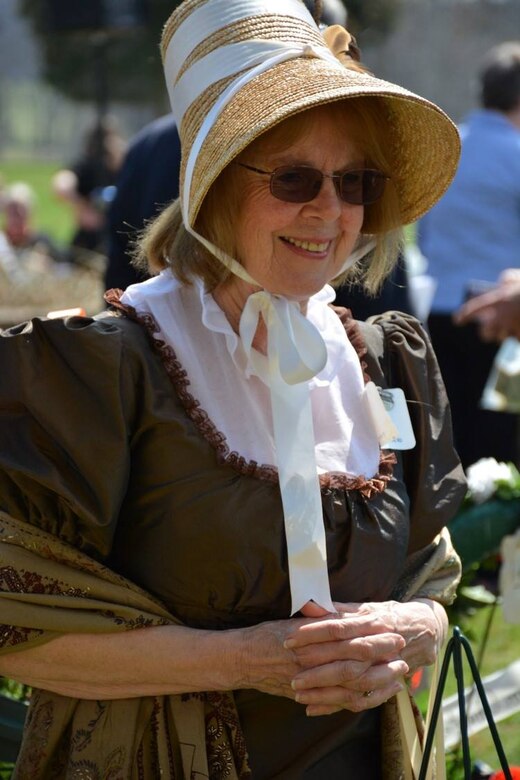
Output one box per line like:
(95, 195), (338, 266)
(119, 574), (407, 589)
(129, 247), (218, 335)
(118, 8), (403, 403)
(340, 206), (364, 237)
(238, 189), (292, 244)
(237, 186), (268, 236)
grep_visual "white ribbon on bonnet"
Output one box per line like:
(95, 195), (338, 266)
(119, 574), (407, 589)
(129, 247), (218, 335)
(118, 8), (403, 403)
(164, 0), (363, 614)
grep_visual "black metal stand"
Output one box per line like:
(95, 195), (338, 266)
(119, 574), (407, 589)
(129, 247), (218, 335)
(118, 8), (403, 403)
(418, 626), (512, 780)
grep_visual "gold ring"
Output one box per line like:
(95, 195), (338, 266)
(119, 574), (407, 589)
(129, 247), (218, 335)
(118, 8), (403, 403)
(362, 690), (374, 698)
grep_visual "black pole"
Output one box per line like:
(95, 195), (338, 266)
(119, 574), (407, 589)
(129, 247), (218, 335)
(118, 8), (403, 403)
(419, 627), (513, 780)
(460, 632), (513, 780)
(452, 627), (472, 778)
(418, 638), (454, 780)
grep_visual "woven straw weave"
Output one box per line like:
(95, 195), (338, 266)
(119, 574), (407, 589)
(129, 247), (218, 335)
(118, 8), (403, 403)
(161, 0), (460, 230)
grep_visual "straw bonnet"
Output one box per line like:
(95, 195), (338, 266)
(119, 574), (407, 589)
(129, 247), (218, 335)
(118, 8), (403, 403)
(161, 0), (460, 234)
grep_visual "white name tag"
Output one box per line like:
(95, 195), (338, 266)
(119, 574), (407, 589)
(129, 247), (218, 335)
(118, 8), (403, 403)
(363, 381), (399, 447)
(378, 387), (416, 450)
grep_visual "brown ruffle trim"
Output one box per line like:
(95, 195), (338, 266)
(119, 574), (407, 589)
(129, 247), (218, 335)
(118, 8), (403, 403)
(105, 289), (395, 496)
(330, 304), (372, 384)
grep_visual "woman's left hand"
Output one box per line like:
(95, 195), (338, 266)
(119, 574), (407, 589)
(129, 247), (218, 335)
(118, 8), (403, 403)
(285, 599), (446, 716)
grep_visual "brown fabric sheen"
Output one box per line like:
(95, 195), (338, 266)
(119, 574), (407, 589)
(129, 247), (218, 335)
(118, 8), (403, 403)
(0, 307), (465, 778)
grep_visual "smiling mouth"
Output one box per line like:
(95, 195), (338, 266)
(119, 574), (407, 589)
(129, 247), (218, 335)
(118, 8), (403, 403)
(282, 237), (331, 253)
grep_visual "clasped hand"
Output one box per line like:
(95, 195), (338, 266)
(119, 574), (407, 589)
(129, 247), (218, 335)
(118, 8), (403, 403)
(244, 599), (444, 717)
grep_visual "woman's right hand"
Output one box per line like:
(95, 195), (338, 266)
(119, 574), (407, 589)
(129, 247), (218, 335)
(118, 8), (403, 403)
(237, 615), (407, 714)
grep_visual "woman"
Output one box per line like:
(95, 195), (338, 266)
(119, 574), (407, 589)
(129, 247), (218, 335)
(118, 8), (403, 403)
(0, 0), (465, 777)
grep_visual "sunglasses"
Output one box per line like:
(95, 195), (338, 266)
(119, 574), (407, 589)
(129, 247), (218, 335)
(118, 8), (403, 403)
(237, 163), (388, 206)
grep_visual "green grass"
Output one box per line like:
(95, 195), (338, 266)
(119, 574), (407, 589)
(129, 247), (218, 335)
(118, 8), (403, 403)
(416, 605), (520, 777)
(451, 608), (520, 774)
(1, 159), (75, 246)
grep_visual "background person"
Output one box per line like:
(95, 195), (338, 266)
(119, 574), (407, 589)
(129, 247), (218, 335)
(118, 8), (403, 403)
(417, 41), (520, 468)
(455, 268), (520, 342)
(0, 181), (64, 277)
(105, 114), (181, 290)
(0, 1), (464, 777)
(53, 117), (127, 266)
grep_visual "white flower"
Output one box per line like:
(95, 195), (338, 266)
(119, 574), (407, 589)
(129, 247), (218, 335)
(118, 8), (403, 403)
(466, 457), (516, 504)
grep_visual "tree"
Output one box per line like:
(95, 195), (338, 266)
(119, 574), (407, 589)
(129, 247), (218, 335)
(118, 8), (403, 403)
(18, 0), (401, 108)
(19, 0), (182, 109)
(346, 0), (402, 44)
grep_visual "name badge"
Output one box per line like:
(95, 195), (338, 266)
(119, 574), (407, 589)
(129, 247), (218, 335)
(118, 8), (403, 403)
(363, 381), (399, 447)
(378, 387), (416, 450)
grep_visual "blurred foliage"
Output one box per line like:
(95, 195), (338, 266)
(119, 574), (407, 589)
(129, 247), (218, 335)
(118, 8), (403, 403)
(19, 0), (182, 108)
(0, 678), (30, 703)
(345, 0), (402, 43)
(19, 0), (401, 107)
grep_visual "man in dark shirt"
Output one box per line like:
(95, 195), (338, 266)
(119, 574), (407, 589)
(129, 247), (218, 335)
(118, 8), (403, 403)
(105, 115), (181, 290)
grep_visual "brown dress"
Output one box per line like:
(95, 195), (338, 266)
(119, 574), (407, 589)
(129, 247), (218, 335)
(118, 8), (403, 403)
(0, 305), (465, 778)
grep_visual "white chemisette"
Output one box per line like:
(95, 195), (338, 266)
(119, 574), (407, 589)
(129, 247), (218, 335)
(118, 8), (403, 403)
(121, 270), (381, 481)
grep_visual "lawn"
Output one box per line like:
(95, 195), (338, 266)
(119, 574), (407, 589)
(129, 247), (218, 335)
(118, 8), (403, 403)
(417, 604), (520, 777)
(1, 159), (75, 246)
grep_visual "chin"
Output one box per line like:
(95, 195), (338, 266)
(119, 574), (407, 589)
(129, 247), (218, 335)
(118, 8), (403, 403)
(260, 271), (329, 299)
(280, 279), (329, 302)
(266, 288), (314, 305)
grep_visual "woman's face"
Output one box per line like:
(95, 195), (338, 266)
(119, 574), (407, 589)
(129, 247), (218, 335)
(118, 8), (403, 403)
(234, 108), (365, 302)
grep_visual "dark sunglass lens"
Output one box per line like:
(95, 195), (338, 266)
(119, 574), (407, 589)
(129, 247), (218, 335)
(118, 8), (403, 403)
(339, 171), (364, 204)
(339, 170), (386, 205)
(363, 170), (386, 204)
(271, 166), (322, 202)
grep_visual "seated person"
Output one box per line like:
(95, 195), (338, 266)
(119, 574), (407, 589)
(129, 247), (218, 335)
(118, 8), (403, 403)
(0, 182), (64, 278)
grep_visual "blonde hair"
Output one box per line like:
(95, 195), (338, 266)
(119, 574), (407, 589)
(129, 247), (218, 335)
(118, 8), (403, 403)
(134, 97), (404, 294)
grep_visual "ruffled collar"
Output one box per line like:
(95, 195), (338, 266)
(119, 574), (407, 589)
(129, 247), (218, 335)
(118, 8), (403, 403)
(198, 275), (352, 388)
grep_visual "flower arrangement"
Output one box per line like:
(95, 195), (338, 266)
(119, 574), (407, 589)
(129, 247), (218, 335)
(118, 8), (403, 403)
(465, 458), (520, 506)
(449, 458), (520, 571)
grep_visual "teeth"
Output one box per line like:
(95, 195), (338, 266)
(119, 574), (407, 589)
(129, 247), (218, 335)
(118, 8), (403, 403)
(285, 237), (329, 252)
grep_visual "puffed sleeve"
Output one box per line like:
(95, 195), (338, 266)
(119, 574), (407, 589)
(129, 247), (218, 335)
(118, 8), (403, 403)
(361, 311), (467, 554)
(0, 314), (150, 561)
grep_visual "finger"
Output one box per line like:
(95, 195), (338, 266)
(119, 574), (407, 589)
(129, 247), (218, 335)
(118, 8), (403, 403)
(478, 322), (499, 342)
(500, 269), (520, 283)
(300, 601), (332, 618)
(297, 680), (404, 714)
(285, 613), (406, 648)
(305, 704), (344, 717)
(332, 602), (374, 616)
(453, 296), (496, 324)
(292, 658), (408, 693)
(289, 632), (406, 667)
(293, 658), (370, 690)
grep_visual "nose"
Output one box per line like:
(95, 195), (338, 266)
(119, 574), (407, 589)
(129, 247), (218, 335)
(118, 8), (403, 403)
(301, 175), (345, 221)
